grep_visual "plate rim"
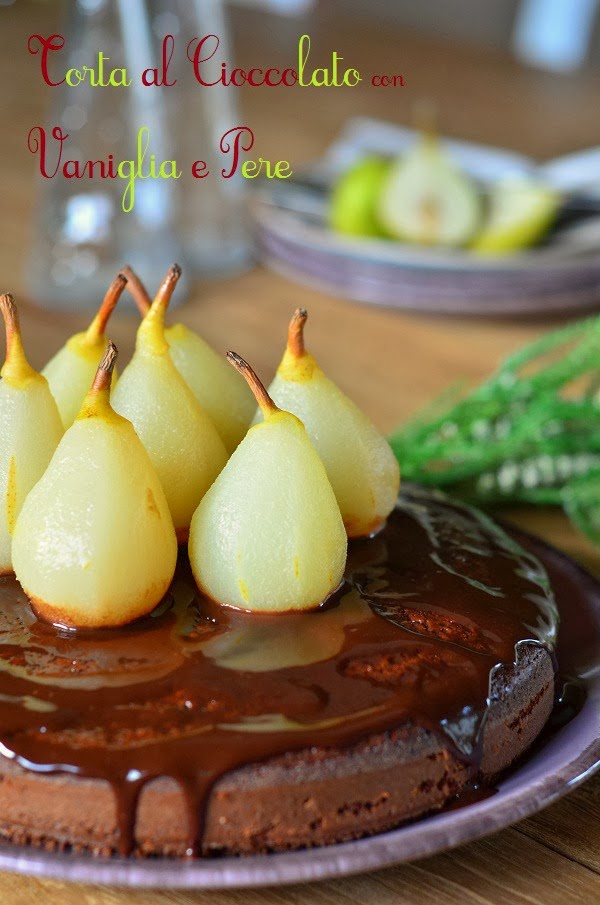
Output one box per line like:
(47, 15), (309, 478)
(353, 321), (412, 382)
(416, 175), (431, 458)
(252, 196), (600, 275)
(252, 200), (600, 316)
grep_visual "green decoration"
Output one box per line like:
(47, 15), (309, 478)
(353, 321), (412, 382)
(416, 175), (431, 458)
(389, 314), (600, 546)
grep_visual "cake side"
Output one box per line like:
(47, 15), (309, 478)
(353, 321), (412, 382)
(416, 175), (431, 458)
(0, 643), (554, 857)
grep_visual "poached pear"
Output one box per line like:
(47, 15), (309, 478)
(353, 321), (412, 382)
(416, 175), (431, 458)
(12, 343), (178, 629)
(378, 117), (481, 247)
(257, 309), (400, 538)
(0, 294), (63, 574)
(42, 273), (127, 428)
(189, 353), (347, 613)
(123, 265), (255, 453)
(111, 264), (228, 542)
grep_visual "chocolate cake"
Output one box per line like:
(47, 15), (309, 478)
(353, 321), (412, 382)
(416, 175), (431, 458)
(0, 485), (558, 858)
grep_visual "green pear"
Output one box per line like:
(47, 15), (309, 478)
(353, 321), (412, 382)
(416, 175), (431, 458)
(12, 343), (178, 628)
(0, 294), (63, 574)
(189, 353), (347, 613)
(256, 309), (400, 538)
(42, 273), (126, 428)
(329, 156), (391, 238)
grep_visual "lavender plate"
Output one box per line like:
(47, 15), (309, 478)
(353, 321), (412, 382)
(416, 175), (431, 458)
(0, 530), (598, 888)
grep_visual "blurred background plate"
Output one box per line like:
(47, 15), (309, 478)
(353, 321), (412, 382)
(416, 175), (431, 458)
(253, 117), (600, 316)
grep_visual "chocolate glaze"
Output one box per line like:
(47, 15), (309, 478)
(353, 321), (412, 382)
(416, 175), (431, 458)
(0, 485), (557, 857)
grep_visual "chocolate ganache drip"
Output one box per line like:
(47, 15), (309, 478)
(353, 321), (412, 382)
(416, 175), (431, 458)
(0, 485), (557, 856)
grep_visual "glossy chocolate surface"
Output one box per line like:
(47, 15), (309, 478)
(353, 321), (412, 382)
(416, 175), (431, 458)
(0, 485), (557, 856)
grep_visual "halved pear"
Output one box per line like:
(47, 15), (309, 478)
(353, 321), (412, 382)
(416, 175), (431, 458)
(189, 354), (347, 613)
(12, 343), (177, 629)
(378, 131), (481, 247)
(256, 310), (400, 538)
(123, 266), (255, 453)
(329, 156), (391, 238)
(0, 294), (63, 575)
(42, 273), (126, 428)
(471, 177), (560, 254)
(111, 265), (228, 542)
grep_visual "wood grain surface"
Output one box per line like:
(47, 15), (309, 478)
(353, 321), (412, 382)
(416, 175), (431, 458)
(0, 2), (599, 903)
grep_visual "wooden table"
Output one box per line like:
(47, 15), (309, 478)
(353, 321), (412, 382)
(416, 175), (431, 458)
(1, 2), (599, 903)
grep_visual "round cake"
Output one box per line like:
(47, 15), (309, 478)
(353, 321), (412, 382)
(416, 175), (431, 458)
(0, 485), (558, 858)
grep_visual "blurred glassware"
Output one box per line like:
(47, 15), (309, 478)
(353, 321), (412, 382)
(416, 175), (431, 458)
(230, 0), (315, 13)
(27, 0), (188, 310)
(158, 0), (253, 276)
(26, 0), (257, 311)
(513, 0), (600, 72)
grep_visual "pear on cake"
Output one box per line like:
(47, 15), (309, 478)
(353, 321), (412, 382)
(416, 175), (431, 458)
(12, 343), (178, 629)
(42, 273), (127, 428)
(0, 294), (63, 575)
(111, 265), (228, 542)
(257, 309), (400, 538)
(189, 353), (347, 613)
(7, 280), (401, 625)
(122, 265), (255, 454)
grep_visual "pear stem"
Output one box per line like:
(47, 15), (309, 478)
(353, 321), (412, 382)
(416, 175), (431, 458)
(287, 308), (308, 359)
(90, 341), (118, 394)
(152, 263), (181, 318)
(137, 263), (181, 354)
(227, 352), (278, 418)
(85, 273), (128, 342)
(145, 263), (181, 326)
(121, 264), (151, 316)
(413, 99), (438, 144)
(0, 293), (35, 382)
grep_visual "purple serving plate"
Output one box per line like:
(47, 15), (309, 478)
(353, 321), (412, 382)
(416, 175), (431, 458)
(0, 528), (598, 889)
